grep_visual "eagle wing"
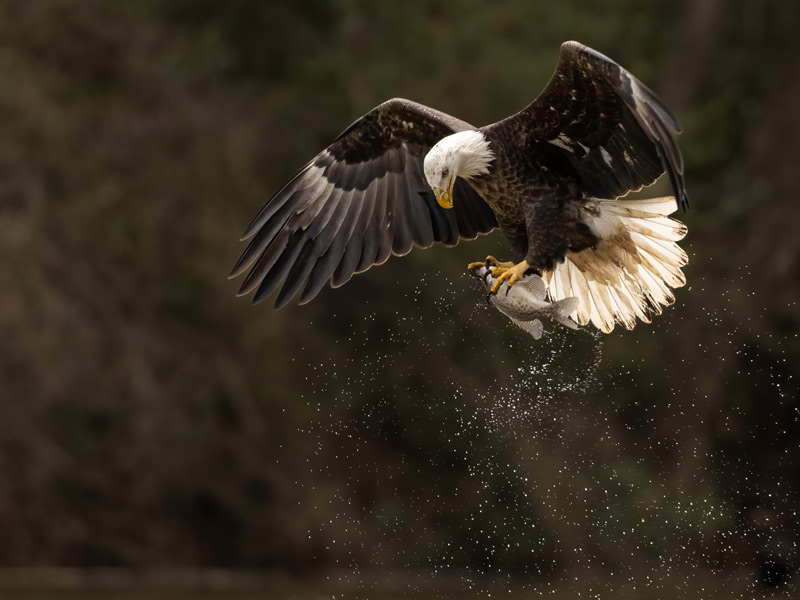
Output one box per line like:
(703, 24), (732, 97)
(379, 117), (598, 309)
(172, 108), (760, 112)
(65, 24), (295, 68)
(231, 98), (498, 308)
(488, 41), (688, 209)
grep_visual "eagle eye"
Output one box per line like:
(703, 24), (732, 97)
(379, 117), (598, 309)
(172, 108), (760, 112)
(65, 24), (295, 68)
(442, 168), (449, 178)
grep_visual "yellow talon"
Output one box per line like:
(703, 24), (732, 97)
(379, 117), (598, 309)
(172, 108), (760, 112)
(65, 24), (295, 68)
(467, 255), (514, 271)
(488, 260), (530, 295)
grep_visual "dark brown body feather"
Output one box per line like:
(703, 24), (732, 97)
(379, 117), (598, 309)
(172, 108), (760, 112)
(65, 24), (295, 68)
(232, 41), (687, 308)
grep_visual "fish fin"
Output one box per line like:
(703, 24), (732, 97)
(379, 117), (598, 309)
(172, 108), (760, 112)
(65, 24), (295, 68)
(515, 273), (547, 299)
(512, 318), (544, 339)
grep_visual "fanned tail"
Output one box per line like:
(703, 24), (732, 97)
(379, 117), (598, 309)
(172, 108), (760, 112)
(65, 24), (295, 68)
(545, 196), (688, 333)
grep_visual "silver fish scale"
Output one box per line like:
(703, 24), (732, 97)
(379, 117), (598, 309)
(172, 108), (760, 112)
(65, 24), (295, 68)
(470, 265), (580, 338)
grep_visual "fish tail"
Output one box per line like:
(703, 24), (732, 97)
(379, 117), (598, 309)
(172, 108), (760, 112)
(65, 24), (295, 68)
(545, 196), (687, 333)
(545, 297), (580, 330)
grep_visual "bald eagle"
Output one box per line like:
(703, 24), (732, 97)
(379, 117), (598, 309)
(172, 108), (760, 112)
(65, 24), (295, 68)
(231, 41), (688, 333)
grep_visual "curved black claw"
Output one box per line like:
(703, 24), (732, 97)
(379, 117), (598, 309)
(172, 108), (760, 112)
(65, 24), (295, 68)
(484, 260), (497, 300)
(482, 262), (492, 283)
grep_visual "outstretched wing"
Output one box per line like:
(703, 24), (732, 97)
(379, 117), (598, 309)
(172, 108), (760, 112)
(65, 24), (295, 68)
(486, 41), (688, 209)
(231, 98), (497, 308)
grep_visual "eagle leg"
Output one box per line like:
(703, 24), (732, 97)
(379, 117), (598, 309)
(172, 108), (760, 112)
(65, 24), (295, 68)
(489, 260), (531, 295)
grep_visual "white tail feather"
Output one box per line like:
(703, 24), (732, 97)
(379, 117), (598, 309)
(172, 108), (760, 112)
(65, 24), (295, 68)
(545, 196), (688, 333)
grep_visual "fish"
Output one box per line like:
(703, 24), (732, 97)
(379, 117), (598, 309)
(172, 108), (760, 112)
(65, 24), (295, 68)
(469, 265), (580, 339)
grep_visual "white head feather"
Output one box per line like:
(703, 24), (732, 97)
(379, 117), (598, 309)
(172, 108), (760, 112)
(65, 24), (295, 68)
(423, 130), (494, 192)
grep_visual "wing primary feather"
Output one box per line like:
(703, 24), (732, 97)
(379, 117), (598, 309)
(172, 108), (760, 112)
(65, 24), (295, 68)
(273, 240), (320, 309)
(231, 176), (336, 279)
(356, 180), (388, 272)
(390, 168), (414, 256)
(298, 249), (340, 304)
(246, 185), (348, 302)
(240, 160), (318, 240)
(410, 194), (435, 248)
(271, 188), (352, 306)
(252, 230), (309, 304)
(647, 115), (688, 210)
(327, 189), (368, 288)
(453, 179), (479, 241)
(237, 227), (293, 297)
(332, 186), (376, 287)
(374, 173), (397, 266)
(230, 199), (299, 278)
(635, 78), (681, 133)
(407, 164), (435, 248)
(424, 189), (455, 245)
(299, 192), (365, 300)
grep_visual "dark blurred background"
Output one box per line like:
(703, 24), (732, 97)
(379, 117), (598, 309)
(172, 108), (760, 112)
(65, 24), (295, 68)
(1, 0), (798, 596)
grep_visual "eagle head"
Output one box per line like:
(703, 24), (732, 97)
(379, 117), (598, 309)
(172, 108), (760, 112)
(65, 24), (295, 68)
(424, 130), (494, 209)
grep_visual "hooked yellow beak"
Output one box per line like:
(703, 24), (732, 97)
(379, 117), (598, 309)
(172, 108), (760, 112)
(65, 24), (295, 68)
(434, 181), (454, 209)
